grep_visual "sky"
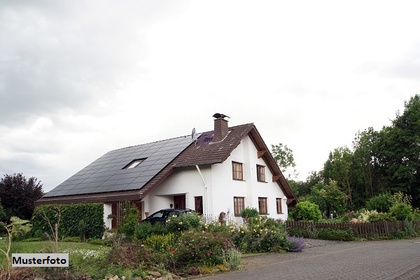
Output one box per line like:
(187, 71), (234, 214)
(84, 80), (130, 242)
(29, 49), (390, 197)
(1, 0), (419, 193)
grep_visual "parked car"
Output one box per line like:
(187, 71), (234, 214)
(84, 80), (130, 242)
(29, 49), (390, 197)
(142, 208), (194, 224)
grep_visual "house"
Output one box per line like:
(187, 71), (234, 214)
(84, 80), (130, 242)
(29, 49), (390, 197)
(36, 114), (297, 228)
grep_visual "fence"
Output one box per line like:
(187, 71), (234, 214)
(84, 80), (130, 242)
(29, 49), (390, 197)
(285, 220), (420, 239)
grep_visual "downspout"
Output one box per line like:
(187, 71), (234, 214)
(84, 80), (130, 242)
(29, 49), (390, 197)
(195, 165), (208, 221)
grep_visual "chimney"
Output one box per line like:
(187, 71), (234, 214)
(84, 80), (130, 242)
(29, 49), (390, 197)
(212, 113), (229, 142)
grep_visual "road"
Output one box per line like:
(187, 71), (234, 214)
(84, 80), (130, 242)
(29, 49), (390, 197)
(201, 238), (420, 280)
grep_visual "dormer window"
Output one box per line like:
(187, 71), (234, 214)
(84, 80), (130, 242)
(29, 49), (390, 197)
(123, 158), (146, 169)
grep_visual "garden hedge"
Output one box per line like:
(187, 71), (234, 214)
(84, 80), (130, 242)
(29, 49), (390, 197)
(31, 203), (104, 239)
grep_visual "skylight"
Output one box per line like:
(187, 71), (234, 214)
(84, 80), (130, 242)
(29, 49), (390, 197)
(123, 158), (146, 169)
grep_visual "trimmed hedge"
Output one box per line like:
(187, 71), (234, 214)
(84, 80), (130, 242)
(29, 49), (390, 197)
(31, 203), (104, 239)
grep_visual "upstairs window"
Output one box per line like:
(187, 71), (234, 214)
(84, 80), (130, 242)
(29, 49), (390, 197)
(232, 161), (244, 180)
(123, 158), (146, 169)
(257, 165), (266, 182)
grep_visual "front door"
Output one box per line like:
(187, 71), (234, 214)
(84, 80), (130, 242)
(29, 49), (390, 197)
(174, 195), (186, 209)
(195, 196), (203, 214)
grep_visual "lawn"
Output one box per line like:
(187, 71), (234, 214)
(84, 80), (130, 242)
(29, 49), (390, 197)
(0, 239), (110, 267)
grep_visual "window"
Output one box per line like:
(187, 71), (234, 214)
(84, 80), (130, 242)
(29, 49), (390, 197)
(276, 198), (283, 214)
(257, 165), (266, 182)
(123, 158), (146, 169)
(232, 161), (244, 180)
(233, 197), (245, 216)
(258, 197), (268, 215)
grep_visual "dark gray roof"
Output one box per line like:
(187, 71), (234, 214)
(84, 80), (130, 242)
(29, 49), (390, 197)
(43, 135), (193, 198)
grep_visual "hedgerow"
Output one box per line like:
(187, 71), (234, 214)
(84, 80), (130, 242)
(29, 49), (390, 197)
(31, 203), (104, 239)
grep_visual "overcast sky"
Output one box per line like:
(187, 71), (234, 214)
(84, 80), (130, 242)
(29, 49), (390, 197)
(1, 0), (419, 192)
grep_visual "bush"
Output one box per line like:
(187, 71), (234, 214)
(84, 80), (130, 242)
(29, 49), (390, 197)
(340, 210), (359, 223)
(366, 193), (394, 213)
(144, 233), (175, 253)
(231, 216), (289, 253)
(63, 236), (81, 242)
(165, 212), (201, 233)
(134, 222), (153, 241)
(287, 227), (317, 239)
(367, 212), (395, 223)
(240, 207), (259, 219)
(316, 228), (354, 241)
(294, 201), (322, 222)
(9, 216), (32, 241)
(287, 236), (306, 252)
(121, 207), (139, 239)
(287, 227), (354, 241)
(175, 230), (235, 266)
(390, 203), (413, 221)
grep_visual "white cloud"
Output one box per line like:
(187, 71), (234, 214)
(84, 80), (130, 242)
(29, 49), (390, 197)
(0, 0), (419, 191)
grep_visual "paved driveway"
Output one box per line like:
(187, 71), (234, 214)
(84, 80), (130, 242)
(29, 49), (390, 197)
(201, 238), (420, 280)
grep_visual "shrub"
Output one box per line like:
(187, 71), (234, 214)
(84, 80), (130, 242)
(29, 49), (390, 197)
(287, 227), (318, 239)
(121, 207), (139, 239)
(134, 222), (153, 241)
(390, 203), (413, 221)
(367, 212), (395, 223)
(287, 227), (354, 241)
(340, 210), (359, 223)
(63, 236), (81, 242)
(231, 216), (289, 253)
(165, 212), (201, 233)
(223, 248), (241, 269)
(240, 207), (259, 219)
(144, 233), (175, 253)
(351, 209), (383, 223)
(175, 230), (235, 266)
(366, 193), (394, 212)
(9, 216), (32, 241)
(287, 236), (306, 252)
(294, 201), (322, 222)
(316, 228), (354, 241)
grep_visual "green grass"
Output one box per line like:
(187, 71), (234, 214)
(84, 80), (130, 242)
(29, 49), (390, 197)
(0, 239), (110, 267)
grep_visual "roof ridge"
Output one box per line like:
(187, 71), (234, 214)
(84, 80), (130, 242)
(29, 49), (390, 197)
(111, 134), (192, 152)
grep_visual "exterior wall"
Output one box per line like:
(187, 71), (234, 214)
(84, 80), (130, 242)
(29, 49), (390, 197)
(210, 136), (288, 223)
(143, 135), (288, 223)
(143, 166), (208, 218)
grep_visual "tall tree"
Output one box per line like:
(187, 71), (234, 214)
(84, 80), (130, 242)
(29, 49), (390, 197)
(352, 127), (387, 199)
(271, 143), (297, 179)
(0, 173), (44, 220)
(378, 95), (420, 207)
(323, 146), (354, 205)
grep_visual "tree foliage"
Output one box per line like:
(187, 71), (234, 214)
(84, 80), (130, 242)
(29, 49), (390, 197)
(316, 94), (420, 209)
(307, 180), (347, 218)
(271, 143), (297, 179)
(323, 147), (354, 205)
(0, 173), (44, 221)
